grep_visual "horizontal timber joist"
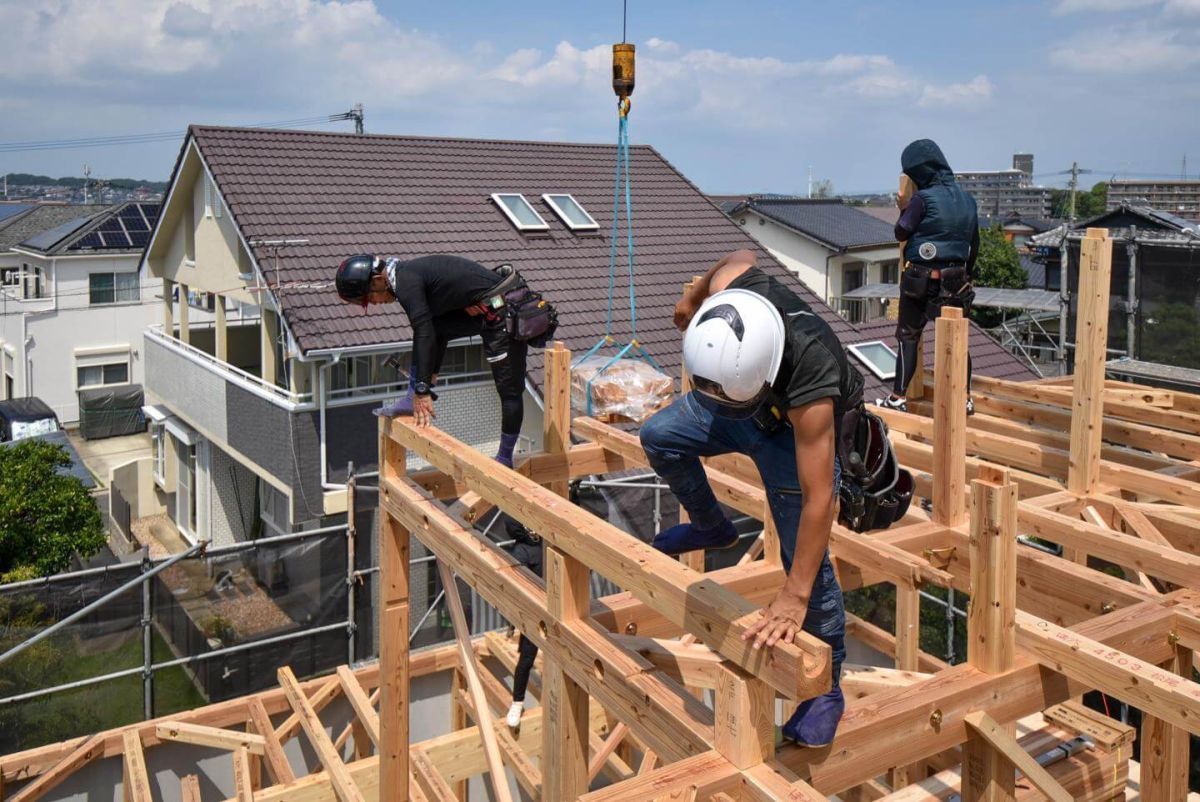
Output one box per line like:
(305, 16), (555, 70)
(384, 416), (830, 701)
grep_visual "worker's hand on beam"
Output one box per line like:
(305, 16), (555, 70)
(742, 588), (809, 651)
(673, 296), (699, 331)
(413, 393), (436, 427)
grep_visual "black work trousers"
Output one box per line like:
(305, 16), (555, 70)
(426, 311), (529, 436)
(509, 540), (543, 703)
(893, 265), (973, 397)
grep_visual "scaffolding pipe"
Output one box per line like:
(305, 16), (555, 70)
(1058, 225), (1070, 364)
(141, 547), (154, 720)
(347, 462), (358, 666)
(0, 541), (205, 668)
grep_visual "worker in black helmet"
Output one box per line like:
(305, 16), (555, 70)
(876, 139), (979, 415)
(334, 254), (556, 468)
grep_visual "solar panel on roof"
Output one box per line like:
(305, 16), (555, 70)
(128, 231), (150, 247)
(71, 232), (105, 250)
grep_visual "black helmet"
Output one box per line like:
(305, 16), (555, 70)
(335, 254), (382, 308)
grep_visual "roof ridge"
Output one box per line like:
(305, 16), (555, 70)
(188, 124), (648, 152)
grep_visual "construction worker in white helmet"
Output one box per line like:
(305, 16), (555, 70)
(639, 249), (864, 747)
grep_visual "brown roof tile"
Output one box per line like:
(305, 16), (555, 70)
(186, 125), (1031, 393)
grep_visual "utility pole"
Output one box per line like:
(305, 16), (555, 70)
(353, 103), (364, 135)
(1068, 161), (1079, 223)
(807, 166), (813, 199)
(1183, 154), (1188, 181)
(83, 164), (91, 205)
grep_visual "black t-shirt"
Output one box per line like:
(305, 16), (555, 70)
(725, 267), (864, 416)
(384, 255), (503, 382)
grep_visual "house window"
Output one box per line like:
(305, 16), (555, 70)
(542, 194), (599, 231)
(77, 361), (129, 388)
(259, 478), (290, 532)
(176, 441), (197, 538)
(847, 341), (898, 381)
(491, 193), (549, 232)
(882, 260), (900, 284)
(0, 268), (17, 287)
(89, 272), (140, 305)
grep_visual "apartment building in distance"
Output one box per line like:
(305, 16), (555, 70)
(1107, 179), (1200, 222)
(955, 153), (1053, 219)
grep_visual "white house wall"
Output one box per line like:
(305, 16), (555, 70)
(733, 210), (834, 304)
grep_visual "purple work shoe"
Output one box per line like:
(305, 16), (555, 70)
(782, 686), (844, 748)
(651, 517), (738, 555)
(495, 453), (514, 469)
(372, 394), (414, 417)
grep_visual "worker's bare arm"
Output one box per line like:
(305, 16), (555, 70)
(673, 250), (758, 330)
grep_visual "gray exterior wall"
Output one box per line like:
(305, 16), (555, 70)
(208, 444), (257, 546)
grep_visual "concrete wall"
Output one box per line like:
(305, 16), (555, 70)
(110, 457), (166, 519)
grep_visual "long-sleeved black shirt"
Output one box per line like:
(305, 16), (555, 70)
(384, 255), (501, 383)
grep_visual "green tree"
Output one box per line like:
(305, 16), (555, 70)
(1051, 181), (1108, 220)
(969, 225), (1026, 328)
(0, 440), (104, 581)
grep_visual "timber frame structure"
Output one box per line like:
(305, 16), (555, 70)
(3, 227), (1200, 800)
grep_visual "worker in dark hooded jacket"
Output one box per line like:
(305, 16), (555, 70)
(876, 139), (979, 414)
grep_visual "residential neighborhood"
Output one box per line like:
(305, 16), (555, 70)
(1, 2), (1199, 799)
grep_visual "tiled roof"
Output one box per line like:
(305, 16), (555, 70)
(0, 204), (109, 250)
(847, 318), (1040, 401)
(726, 197), (898, 251)
(1019, 254), (1045, 289)
(1031, 202), (1200, 248)
(186, 126), (859, 384)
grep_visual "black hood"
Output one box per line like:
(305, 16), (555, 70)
(901, 139), (954, 189)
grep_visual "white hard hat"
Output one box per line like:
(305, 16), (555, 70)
(683, 289), (785, 416)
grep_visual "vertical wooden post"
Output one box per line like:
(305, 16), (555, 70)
(714, 664), (774, 770)
(177, 282), (191, 346)
(378, 418), (410, 802)
(245, 718), (263, 791)
(543, 547), (591, 799)
(1067, 228), (1112, 499)
(162, 278), (175, 337)
(541, 341), (591, 799)
(962, 467), (1018, 802)
(890, 583), (922, 788)
(1139, 643), (1193, 801)
(932, 307), (968, 525)
(450, 668), (469, 801)
(215, 294), (228, 363)
(544, 342), (571, 498)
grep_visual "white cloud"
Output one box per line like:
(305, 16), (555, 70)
(1053, 0), (1160, 13)
(919, 75), (993, 107)
(1050, 27), (1200, 71)
(1164, 0), (1200, 14)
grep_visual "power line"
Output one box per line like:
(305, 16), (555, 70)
(0, 112), (360, 155)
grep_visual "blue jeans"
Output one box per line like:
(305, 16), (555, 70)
(640, 391), (845, 686)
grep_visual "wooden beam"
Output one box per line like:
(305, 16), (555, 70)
(335, 666), (380, 750)
(120, 731), (152, 802)
(377, 416), (410, 801)
(436, 562), (515, 802)
(277, 666), (366, 802)
(1068, 228), (1113, 495)
(180, 775), (202, 802)
(154, 721), (267, 755)
(1014, 611), (1200, 736)
(382, 476), (715, 763)
(963, 712), (1070, 802)
(246, 697), (295, 786)
(448, 669), (468, 801)
(932, 306), (968, 525)
(386, 416), (830, 700)
(1042, 701), (1134, 752)
(233, 746), (255, 802)
(274, 676), (340, 744)
(576, 751), (741, 802)
(1138, 643), (1194, 801)
(740, 760), (831, 801)
(713, 663), (774, 770)
(7, 734), (104, 802)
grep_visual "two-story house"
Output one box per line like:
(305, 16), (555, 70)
(717, 196), (900, 322)
(0, 202), (198, 422)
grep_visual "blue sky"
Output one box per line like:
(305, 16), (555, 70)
(2, 0), (1198, 194)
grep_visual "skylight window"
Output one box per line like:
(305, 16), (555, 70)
(491, 193), (549, 232)
(542, 194), (599, 231)
(847, 341), (897, 381)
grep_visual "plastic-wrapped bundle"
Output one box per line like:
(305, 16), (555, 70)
(571, 355), (674, 423)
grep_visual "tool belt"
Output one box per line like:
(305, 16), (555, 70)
(836, 402), (914, 532)
(477, 265), (559, 347)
